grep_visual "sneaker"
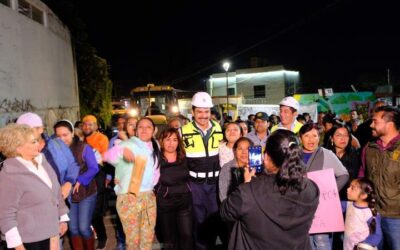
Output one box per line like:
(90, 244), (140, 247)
(96, 239), (108, 250)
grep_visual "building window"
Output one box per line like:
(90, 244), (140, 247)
(0, 0), (10, 7)
(254, 85), (265, 98)
(18, 0), (44, 25)
(228, 88), (235, 96)
(31, 5), (44, 24)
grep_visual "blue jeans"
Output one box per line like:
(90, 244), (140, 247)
(309, 233), (332, 250)
(68, 192), (97, 238)
(381, 217), (400, 250)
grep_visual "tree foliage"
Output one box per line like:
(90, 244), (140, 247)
(42, 0), (113, 127)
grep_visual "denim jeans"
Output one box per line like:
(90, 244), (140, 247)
(68, 192), (97, 238)
(381, 217), (400, 250)
(309, 233), (332, 250)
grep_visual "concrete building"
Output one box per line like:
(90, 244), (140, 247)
(0, 0), (79, 127)
(207, 65), (299, 105)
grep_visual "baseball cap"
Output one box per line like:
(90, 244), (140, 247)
(16, 112), (43, 128)
(254, 112), (268, 121)
(280, 96), (300, 111)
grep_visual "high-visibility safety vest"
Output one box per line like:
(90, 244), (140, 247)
(181, 120), (223, 174)
(271, 120), (303, 135)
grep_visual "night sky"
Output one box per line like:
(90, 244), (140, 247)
(75, 1), (400, 95)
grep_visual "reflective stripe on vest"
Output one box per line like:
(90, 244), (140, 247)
(185, 150), (219, 158)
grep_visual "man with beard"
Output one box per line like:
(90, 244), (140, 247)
(355, 100), (386, 148)
(82, 115), (109, 250)
(362, 106), (400, 250)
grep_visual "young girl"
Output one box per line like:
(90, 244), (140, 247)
(343, 177), (382, 250)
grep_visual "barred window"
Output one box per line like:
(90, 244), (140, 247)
(18, 0), (44, 25)
(31, 5), (44, 24)
(254, 85), (266, 98)
(18, 0), (30, 16)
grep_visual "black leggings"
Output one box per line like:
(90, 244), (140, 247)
(92, 170), (108, 242)
(156, 192), (193, 250)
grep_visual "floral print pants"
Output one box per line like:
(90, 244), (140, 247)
(116, 191), (156, 250)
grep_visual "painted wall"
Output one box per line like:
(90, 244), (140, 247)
(294, 92), (375, 121)
(0, 0), (79, 128)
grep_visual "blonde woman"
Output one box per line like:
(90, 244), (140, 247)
(0, 124), (69, 250)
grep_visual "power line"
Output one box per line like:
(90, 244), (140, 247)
(171, 0), (343, 85)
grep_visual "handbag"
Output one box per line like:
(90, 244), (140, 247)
(72, 179), (97, 203)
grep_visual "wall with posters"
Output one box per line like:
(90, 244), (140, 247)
(294, 92), (375, 121)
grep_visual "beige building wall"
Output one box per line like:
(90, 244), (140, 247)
(0, 0), (79, 127)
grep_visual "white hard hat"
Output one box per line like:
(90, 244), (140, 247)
(191, 92), (213, 108)
(279, 96), (299, 111)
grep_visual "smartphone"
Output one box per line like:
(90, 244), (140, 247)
(248, 146), (263, 174)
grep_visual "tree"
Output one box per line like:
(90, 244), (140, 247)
(42, 0), (113, 127)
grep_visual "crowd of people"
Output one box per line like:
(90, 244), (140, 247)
(0, 92), (399, 250)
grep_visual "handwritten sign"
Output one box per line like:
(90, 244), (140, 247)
(307, 168), (345, 234)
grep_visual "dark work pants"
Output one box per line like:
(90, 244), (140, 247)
(190, 181), (219, 250)
(115, 212), (126, 244)
(157, 192), (193, 250)
(7, 239), (50, 250)
(92, 169), (108, 242)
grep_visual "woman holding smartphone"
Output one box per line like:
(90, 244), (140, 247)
(218, 137), (254, 202)
(220, 130), (320, 250)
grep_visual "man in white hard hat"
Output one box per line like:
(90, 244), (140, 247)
(180, 92), (223, 250)
(271, 96), (303, 134)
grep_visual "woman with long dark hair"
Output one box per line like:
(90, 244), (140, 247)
(155, 128), (192, 250)
(104, 117), (161, 250)
(54, 120), (99, 250)
(325, 121), (360, 198)
(220, 130), (320, 249)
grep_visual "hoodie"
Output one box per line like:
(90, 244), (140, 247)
(220, 174), (320, 250)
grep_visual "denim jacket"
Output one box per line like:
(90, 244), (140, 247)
(42, 133), (79, 185)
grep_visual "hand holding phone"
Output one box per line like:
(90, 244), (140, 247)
(248, 146), (263, 174)
(244, 165), (256, 183)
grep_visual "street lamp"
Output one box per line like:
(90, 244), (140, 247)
(223, 62), (230, 116)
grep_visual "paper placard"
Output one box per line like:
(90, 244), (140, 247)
(128, 155), (147, 196)
(307, 168), (345, 234)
